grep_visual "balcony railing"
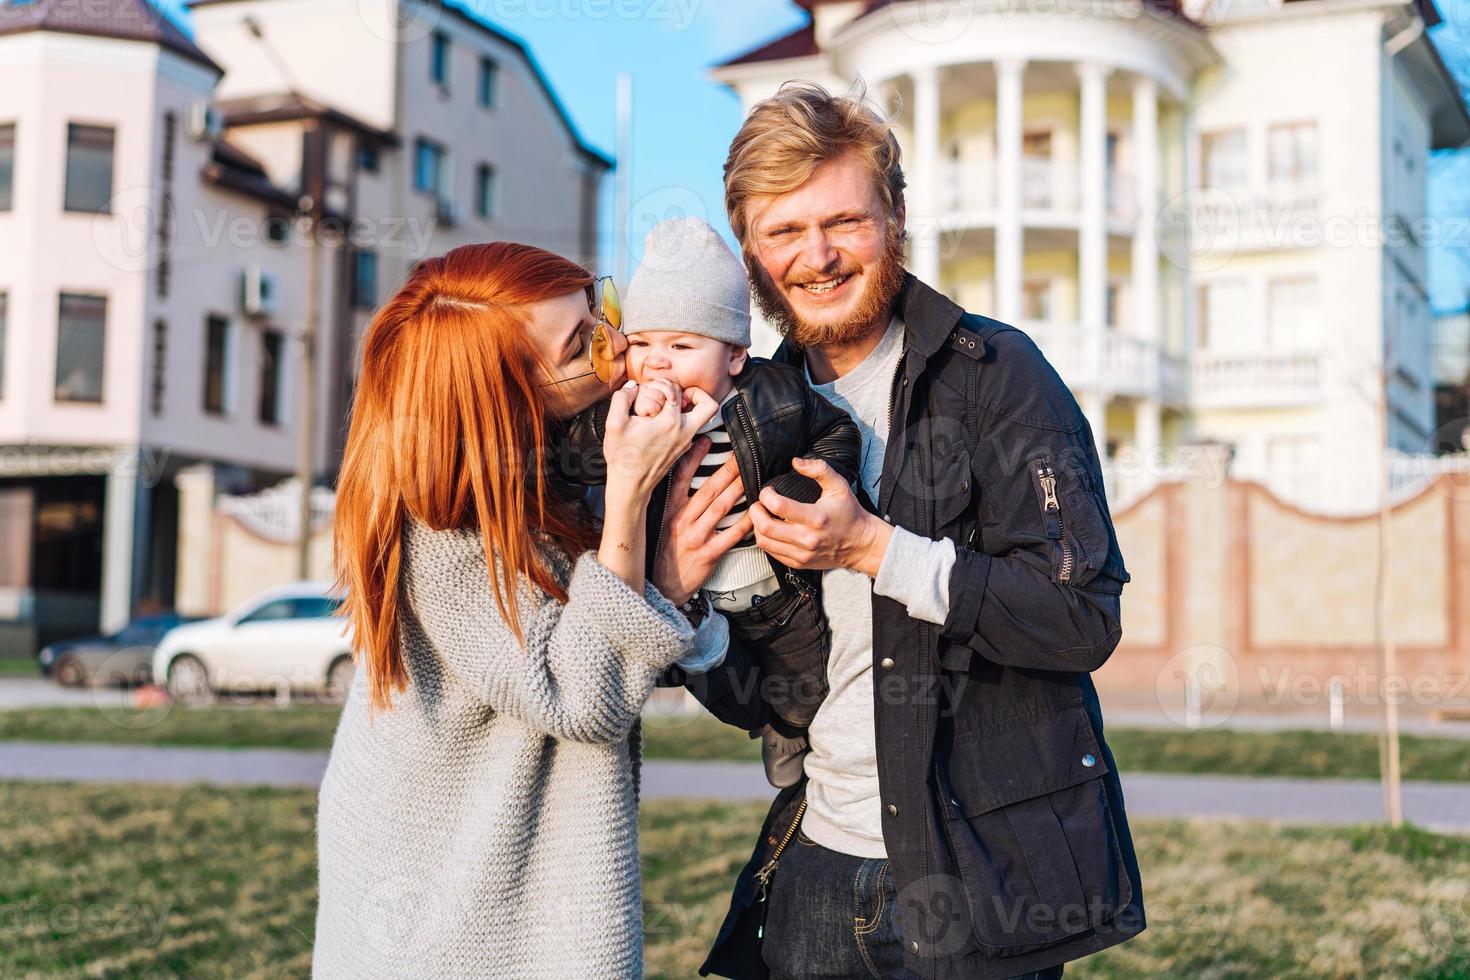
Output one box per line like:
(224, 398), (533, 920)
(938, 156), (1136, 223)
(1174, 183), (1320, 252)
(1018, 320), (1182, 401)
(939, 158), (995, 212)
(1191, 350), (1324, 408)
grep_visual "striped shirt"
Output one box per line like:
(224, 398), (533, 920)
(691, 392), (750, 538)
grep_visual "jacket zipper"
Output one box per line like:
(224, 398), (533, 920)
(649, 470), (673, 580)
(1035, 461), (1074, 584)
(754, 795), (808, 936)
(732, 397), (762, 492)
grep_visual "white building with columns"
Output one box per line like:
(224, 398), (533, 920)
(715, 0), (1469, 513)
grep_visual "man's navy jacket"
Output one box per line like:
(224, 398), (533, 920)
(679, 273), (1144, 980)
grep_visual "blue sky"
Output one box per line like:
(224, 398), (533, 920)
(460, 0), (807, 275)
(163, 0), (1470, 312)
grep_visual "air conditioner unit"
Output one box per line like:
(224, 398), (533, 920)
(187, 100), (222, 143)
(241, 264), (279, 318)
(435, 197), (459, 228)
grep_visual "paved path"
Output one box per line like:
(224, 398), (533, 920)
(2, 741), (1468, 832)
(0, 678), (131, 710)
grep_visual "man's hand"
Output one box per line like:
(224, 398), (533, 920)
(750, 457), (893, 578)
(652, 444), (754, 605)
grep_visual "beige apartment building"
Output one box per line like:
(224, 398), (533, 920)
(0, 0), (609, 651)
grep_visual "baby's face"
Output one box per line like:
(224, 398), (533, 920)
(627, 331), (746, 402)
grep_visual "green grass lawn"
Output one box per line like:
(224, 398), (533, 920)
(3, 781), (1469, 979)
(0, 657), (38, 677)
(5, 702), (1470, 783)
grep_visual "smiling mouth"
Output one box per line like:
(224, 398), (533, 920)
(795, 273), (852, 296)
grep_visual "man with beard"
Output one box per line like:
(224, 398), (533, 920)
(661, 83), (1144, 980)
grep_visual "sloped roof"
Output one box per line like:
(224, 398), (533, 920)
(0, 0), (221, 72)
(721, 22), (819, 67)
(186, 0), (613, 168)
(719, 0), (1203, 67)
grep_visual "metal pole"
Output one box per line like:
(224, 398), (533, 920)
(614, 71), (632, 283)
(1376, 337), (1403, 826)
(297, 203), (320, 581)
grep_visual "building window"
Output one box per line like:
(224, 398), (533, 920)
(258, 328), (284, 426)
(1267, 277), (1319, 348)
(265, 214), (290, 245)
(150, 317), (166, 415)
(64, 123), (115, 214)
(358, 142), (380, 173)
(55, 293), (107, 403)
(0, 123), (14, 212)
(353, 250), (378, 310)
(203, 314), (231, 416)
(0, 292), (7, 400)
(479, 57), (498, 108)
(431, 31), (449, 87)
(1267, 122), (1317, 189)
(414, 138), (445, 196)
(475, 163), (496, 219)
(1196, 280), (1247, 351)
(1200, 128), (1247, 192)
(1020, 279), (1051, 321)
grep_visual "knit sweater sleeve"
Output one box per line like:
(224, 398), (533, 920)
(401, 523), (696, 744)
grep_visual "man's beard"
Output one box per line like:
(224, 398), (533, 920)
(746, 227), (906, 352)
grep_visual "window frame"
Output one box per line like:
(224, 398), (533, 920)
(257, 327), (285, 427)
(63, 122), (116, 215)
(478, 56), (498, 109)
(54, 292), (107, 404)
(414, 137), (446, 197)
(202, 313), (232, 417)
(474, 162), (496, 220)
(0, 122), (14, 212)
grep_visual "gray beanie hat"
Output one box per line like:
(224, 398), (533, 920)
(623, 217), (751, 347)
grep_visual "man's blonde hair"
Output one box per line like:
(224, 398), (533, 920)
(723, 81), (906, 248)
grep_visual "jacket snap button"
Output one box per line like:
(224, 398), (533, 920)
(1082, 754), (1097, 767)
(909, 940), (920, 953)
(887, 803), (898, 816)
(880, 657), (895, 670)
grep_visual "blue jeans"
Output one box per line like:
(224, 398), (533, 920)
(760, 824), (1066, 980)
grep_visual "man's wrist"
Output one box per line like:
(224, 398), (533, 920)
(854, 513), (895, 578)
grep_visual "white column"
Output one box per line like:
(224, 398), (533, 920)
(1131, 75), (1159, 341)
(100, 452), (141, 634)
(910, 65), (941, 286)
(1077, 62), (1110, 334)
(1134, 396), (1162, 457)
(994, 58), (1025, 324)
(1179, 103), (1198, 363)
(1082, 391), (1109, 458)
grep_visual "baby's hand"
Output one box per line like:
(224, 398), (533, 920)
(632, 382), (669, 418)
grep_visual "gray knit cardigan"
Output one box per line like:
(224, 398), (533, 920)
(312, 518), (698, 979)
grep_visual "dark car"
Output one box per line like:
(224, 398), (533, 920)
(38, 613), (203, 688)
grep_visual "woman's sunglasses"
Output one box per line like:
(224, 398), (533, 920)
(541, 276), (624, 388)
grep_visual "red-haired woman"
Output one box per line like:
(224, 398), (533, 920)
(313, 243), (742, 978)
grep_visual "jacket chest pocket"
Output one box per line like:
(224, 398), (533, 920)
(934, 701), (1132, 957)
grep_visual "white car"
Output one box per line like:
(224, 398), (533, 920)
(153, 582), (355, 705)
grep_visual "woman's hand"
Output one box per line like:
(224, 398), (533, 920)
(652, 447), (754, 606)
(596, 380), (719, 593)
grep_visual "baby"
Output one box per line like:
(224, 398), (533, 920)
(563, 217), (862, 787)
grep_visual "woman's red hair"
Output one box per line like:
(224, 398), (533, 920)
(334, 242), (600, 712)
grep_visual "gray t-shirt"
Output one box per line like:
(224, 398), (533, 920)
(799, 317), (956, 857)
